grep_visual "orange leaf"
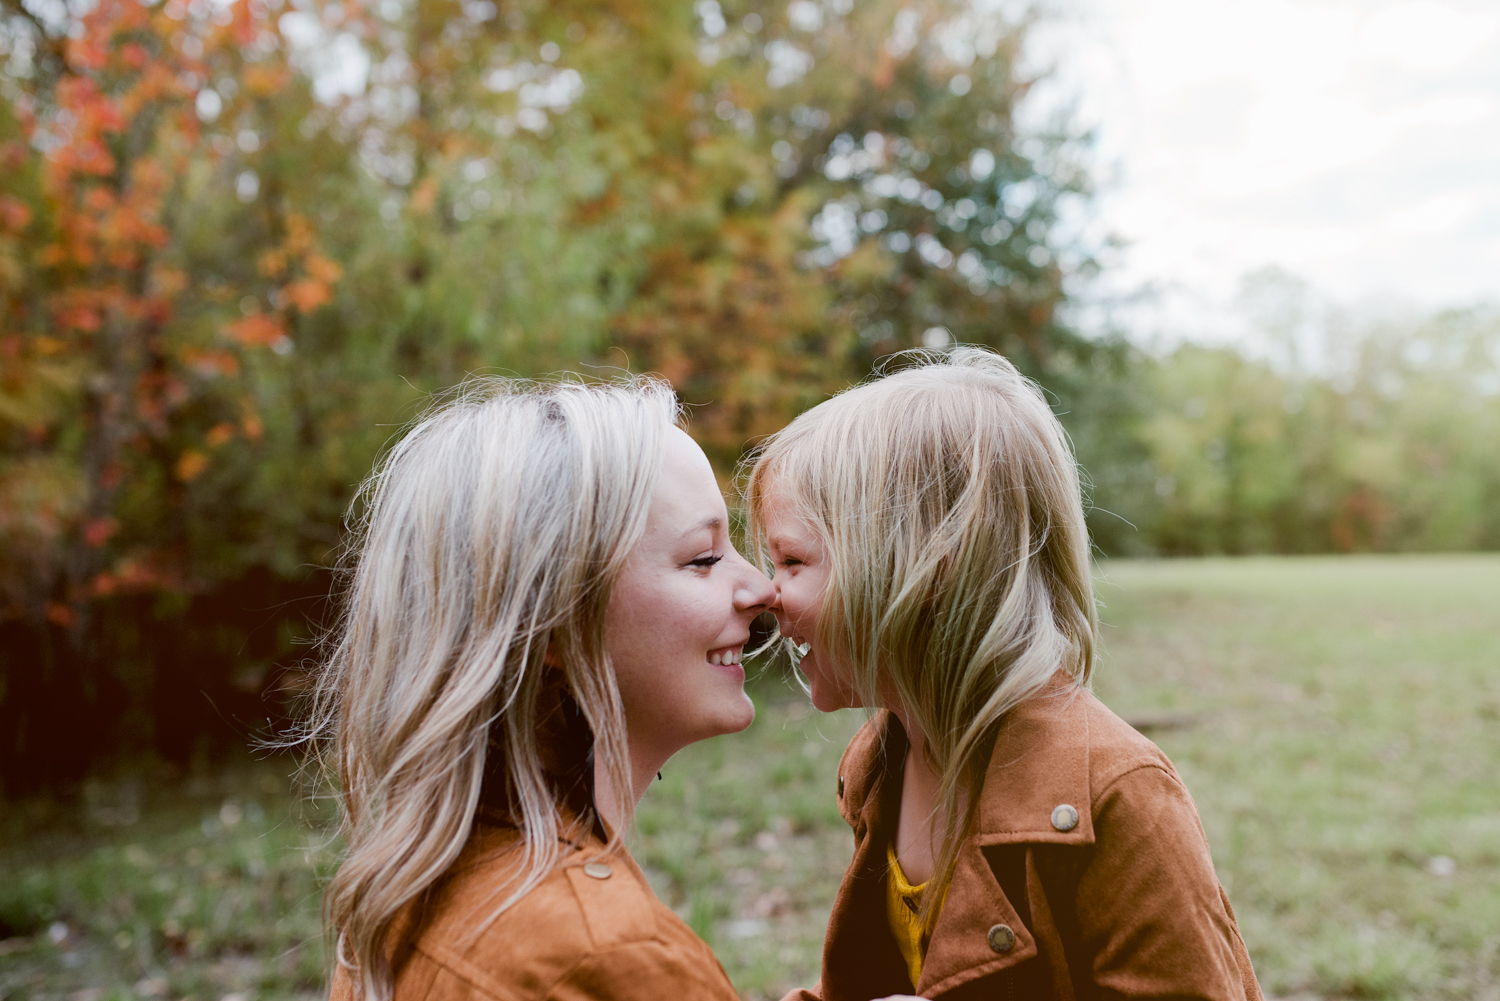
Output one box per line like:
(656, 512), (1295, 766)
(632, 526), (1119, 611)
(283, 279), (331, 314)
(241, 413), (263, 441)
(305, 254), (343, 285)
(175, 449), (209, 482)
(55, 304), (102, 332)
(224, 313), (285, 347)
(181, 347), (240, 377)
(66, 37), (109, 71)
(205, 423), (235, 447)
(284, 213), (314, 254)
(120, 42), (149, 69)
(151, 266), (188, 296)
(411, 178), (439, 214)
(242, 65), (290, 97)
(0, 195), (31, 232)
(46, 602), (74, 627)
(258, 249), (287, 278)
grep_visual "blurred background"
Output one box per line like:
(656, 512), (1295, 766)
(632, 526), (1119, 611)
(0, 0), (1496, 997)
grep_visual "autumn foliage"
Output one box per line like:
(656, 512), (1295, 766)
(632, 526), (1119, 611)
(8, 0), (1489, 792)
(0, 0), (1100, 790)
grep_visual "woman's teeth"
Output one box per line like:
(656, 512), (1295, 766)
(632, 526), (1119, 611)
(708, 648), (742, 666)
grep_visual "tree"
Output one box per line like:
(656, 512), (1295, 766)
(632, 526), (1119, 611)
(0, 0), (357, 788)
(0, 0), (1103, 790)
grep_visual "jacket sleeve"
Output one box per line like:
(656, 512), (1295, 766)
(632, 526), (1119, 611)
(1074, 763), (1262, 1001)
(547, 939), (741, 1001)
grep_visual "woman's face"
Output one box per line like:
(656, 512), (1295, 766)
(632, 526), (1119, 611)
(760, 488), (864, 713)
(604, 428), (776, 764)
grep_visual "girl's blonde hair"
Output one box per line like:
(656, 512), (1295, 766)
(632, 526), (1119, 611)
(744, 347), (1096, 926)
(304, 377), (680, 1001)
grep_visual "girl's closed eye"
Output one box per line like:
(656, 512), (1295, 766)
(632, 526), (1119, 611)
(688, 554), (723, 569)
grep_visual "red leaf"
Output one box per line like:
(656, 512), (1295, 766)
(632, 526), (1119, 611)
(83, 517), (118, 547)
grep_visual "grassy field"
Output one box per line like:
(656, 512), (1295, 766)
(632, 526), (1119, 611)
(2, 555), (1497, 1000)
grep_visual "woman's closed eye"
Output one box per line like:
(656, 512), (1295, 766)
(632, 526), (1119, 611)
(687, 554), (724, 569)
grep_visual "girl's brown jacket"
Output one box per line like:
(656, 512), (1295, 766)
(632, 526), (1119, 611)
(786, 677), (1264, 1001)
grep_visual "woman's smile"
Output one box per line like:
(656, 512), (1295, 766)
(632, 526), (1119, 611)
(604, 428), (776, 781)
(706, 645), (744, 667)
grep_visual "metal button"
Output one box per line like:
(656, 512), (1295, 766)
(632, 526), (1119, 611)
(1050, 804), (1079, 832)
(837, 774), (845, 798)
(583, 862), (612, 879)
(987, 923), (1016, 954)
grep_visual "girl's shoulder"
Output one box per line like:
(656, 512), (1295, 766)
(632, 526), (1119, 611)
(831, 681), (1189, 837)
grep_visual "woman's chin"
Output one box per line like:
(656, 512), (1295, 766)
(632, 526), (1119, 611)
(719, 691), (756, 734)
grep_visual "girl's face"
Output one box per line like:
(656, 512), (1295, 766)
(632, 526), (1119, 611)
(760, 488), (864, 713)
(604, 429), (776, 764)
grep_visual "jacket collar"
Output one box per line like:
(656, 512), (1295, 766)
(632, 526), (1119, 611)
(973, 676), (1095, 847)
(845, 672), (1095, 847)
(838, 672), (1094, 997)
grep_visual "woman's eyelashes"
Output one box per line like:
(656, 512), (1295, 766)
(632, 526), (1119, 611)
(687, 554), (724, 569)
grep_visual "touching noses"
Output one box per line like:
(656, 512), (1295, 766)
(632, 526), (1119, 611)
(732, 552), (777, 616)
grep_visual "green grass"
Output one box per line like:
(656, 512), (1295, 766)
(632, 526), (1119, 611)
(3, 555), (1498, 999)
(0, 768), (338, 1001)
(1091, 555), (1500, 1000)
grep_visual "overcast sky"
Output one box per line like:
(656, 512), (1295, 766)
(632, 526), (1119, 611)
(1028, 0), (1500, 342)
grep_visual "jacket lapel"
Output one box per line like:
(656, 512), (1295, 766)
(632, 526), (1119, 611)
(916, 836), (1039, 995)
(922, 678), (1098, 995)
(825, 679), (1097, 1000)
(821, 715), (919, 1001)
(974, 682), (1096, 848)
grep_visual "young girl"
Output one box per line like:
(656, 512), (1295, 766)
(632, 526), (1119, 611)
(309, 378), (778, 1001)
(747, 349), (1262, 1001)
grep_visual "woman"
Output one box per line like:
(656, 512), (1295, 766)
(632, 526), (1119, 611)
(308, 377), (776, 1001)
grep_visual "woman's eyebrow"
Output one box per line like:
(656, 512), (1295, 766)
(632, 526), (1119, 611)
(680, 515), (722, 538)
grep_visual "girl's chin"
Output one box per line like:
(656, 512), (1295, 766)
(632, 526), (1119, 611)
(807, 673), (861, 713)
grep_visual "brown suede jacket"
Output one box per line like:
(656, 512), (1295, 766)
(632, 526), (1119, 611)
(328, 824), (738, 1001)
(785, 678), (1263, 1001)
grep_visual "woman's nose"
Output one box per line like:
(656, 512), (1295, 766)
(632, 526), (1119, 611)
(733, 557), (777, 614)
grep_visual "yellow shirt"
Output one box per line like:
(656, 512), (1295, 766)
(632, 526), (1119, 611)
(886, 841), (942, 988)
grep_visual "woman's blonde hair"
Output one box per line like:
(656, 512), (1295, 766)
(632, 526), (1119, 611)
(303, 376), (680, 1001)
(744, 347), (1096, 926)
